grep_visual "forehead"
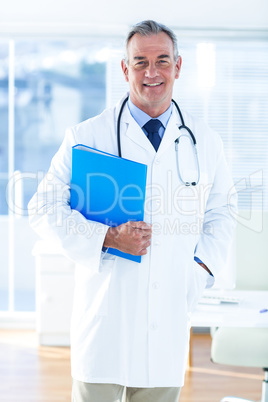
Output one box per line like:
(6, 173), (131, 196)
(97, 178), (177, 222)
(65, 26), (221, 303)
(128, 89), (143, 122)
(127, 32), (174, 59)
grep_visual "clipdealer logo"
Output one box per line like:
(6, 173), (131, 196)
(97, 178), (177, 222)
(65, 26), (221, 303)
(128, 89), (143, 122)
(229, 170), (264, 233)
(6, 169), (264, 234)
(65, 216), (213, 239)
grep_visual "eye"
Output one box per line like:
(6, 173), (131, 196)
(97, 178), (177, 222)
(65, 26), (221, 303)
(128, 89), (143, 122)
(134, 60), (148, 69)
(135, 60), (147, 66)
(158, 59), (169, 65)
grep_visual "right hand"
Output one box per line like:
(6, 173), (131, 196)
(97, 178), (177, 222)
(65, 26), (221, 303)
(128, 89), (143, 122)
(103, 221), (152, 256)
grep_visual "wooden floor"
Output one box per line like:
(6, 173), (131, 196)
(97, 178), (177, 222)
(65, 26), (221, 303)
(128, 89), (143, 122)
(0, 330), (263, 402)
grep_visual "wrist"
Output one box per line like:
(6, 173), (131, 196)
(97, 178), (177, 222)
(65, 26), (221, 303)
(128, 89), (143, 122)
(103, 227), (117, 248)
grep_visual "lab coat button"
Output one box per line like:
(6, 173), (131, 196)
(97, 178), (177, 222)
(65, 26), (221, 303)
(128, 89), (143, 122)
(152, 282), (159, 290)
(155, 159), (160, 165)
(154, 241), (160, 246)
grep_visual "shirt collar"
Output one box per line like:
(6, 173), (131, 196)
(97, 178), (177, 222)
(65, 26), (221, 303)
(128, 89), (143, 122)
(127, 97), (173, 129)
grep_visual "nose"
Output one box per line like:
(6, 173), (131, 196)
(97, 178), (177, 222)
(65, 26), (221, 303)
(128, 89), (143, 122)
(144, 62), (158, 78)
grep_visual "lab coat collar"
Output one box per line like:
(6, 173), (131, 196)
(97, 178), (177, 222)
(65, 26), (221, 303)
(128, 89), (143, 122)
(156, 108), (181, 157)
(116, 94), (182, 157)
(116, 94), (155, 155)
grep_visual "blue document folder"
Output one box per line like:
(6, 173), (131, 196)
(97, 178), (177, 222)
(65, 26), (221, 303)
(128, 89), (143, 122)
(70, 144), (147, 262)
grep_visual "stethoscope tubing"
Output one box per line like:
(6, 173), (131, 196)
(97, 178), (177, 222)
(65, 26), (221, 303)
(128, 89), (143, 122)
(116, 96), (200, 186)
(117, 96), (128, 158)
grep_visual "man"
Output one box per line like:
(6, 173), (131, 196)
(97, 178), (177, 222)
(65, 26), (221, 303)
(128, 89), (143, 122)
(29, 20), (237, 402)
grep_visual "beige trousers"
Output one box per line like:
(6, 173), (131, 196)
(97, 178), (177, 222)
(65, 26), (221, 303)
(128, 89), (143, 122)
(72, 380), (181, 402)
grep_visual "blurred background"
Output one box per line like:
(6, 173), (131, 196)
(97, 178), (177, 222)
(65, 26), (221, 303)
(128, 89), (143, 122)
(0, 0), (267, 326)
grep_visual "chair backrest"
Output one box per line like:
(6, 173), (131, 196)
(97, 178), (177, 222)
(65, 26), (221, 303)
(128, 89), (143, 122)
(235, 211), (268, 290)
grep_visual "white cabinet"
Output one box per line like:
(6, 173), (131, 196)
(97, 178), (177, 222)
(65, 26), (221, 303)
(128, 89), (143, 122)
(34, 242), (75, 345)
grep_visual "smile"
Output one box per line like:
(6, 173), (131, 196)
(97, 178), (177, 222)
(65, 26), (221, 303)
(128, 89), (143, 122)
(144, 83), (163, 87)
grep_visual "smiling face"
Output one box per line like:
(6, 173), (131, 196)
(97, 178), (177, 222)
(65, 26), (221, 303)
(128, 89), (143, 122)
(121, 32), (182, 117)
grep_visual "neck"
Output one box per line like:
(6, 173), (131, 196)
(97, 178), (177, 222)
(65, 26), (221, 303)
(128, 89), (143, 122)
(145, 108), (166, 118)
(129, 97), (172, 118)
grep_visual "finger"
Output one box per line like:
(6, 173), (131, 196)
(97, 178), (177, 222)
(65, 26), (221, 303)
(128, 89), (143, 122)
(141, 233), (152, 241)
(130, 221), (152, 231)
(139, 248), (148, 255)
(143, 240), (151, 248)
(132, 230), (151, 242)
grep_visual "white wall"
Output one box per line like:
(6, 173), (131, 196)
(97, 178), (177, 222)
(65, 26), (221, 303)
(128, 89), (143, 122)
(0, 0), (267, 36)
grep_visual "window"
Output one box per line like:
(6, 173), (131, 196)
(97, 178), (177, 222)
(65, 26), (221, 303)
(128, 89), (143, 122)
(0, 41), (9, 310)
(14, 40), (107, 214)
(175, 39), (268, 215)
(1, 38), (109, 312)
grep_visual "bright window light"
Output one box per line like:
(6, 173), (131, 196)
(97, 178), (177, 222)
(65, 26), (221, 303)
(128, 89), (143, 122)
(59, 50), (79, 64)
(96, 48), (112, 62)
(196, 43), (216, 89)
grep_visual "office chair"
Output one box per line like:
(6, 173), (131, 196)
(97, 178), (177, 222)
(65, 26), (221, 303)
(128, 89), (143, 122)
(210, 212), (268, 402)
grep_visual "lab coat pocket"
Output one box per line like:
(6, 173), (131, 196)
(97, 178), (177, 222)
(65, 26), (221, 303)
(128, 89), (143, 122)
(93, 254), (116, 317)
(187, 260), (209, 313)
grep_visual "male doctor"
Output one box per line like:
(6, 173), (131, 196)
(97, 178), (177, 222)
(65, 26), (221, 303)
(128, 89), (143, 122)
(29, 20), (237, 402)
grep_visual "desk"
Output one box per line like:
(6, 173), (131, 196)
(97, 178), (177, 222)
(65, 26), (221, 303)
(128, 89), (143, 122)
(189, 290), (268, 367)
(191, 289), (268, 328)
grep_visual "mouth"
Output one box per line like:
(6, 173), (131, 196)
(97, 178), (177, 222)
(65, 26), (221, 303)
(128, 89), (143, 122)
(143, 82), (163, 87)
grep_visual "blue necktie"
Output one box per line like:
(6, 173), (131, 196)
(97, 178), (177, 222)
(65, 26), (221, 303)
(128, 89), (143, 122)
(143, 119), (162, 151)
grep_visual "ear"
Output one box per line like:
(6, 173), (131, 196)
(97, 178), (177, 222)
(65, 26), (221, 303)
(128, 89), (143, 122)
(175, 56), (182, 79)
(121, 59), (129, 83)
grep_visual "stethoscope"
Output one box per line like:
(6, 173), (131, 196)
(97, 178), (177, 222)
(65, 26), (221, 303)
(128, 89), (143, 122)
(117, 96), (200, 186)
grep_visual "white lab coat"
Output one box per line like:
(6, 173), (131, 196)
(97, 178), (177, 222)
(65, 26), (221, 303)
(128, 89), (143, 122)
(28, 94), (237, 387)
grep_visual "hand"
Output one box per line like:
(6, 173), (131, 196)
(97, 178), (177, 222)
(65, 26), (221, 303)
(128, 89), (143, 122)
(103, 221), (152, 256)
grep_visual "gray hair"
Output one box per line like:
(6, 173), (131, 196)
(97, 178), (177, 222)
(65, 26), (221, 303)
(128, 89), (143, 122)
(124, 20), (179, 64)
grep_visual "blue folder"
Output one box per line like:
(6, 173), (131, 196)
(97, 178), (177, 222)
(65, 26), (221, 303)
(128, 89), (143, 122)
(70, 144), (147, 262)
